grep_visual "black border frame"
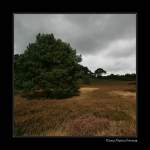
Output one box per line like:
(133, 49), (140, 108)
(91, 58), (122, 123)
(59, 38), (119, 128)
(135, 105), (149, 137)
(12, 12), (138, 143)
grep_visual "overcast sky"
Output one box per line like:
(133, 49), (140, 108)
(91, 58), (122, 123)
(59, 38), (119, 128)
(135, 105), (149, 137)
(14, 14), (136, 74)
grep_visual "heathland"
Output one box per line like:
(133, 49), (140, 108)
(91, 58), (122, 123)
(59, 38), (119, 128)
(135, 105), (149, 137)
(14, 80), (136, 136)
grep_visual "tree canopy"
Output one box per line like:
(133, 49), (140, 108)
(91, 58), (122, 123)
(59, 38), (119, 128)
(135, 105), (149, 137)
(94, 68), (107, 78)
(77, 65), (94, 84)
(14, 33), (82, 99)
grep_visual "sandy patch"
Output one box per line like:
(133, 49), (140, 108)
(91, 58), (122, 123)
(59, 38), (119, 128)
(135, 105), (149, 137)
(80, 87), (99, 93)
(109, 90), (136, 97)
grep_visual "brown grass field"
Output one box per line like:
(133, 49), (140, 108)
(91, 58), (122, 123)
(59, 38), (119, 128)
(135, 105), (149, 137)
(14, 80), (136, 137)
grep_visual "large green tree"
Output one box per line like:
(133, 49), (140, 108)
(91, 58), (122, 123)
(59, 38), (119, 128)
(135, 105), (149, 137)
(14, 33), (82, 98)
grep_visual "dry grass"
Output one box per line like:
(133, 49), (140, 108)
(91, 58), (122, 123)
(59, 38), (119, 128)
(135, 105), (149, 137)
(63, 115), (111, 136)
(14, 80), (136, 137)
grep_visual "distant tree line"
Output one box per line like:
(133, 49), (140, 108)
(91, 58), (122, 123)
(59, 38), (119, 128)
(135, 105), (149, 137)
(102, 73), (136, 81)
(76, 66), (136, 83)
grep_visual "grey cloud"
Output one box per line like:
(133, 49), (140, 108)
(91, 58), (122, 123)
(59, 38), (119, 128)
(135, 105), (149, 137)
(103, 38), (136, 58)
(14, 14), (136, 74)
(63, 14), (136, 54)
(107, 47), (135, 58)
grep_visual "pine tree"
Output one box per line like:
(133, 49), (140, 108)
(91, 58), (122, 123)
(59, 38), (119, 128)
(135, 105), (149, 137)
(14, 33), (82, 99)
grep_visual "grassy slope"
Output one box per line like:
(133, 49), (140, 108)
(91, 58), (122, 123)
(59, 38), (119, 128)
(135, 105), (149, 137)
(14, 80), (136, 136)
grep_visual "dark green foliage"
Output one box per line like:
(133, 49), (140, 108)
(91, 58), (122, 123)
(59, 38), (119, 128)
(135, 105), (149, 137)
(14, 33), (81, 99)
(14, 127), (25, 136)
(77, 65), (95, 84)
(103, 73), (136, 81)
(94, 68), (107, 78)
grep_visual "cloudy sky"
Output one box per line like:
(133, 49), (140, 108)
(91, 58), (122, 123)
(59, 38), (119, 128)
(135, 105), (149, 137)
(14, 14), (136, 74)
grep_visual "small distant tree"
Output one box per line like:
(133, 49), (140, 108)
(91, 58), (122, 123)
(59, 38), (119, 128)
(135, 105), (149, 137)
(94, 68), (107, 78)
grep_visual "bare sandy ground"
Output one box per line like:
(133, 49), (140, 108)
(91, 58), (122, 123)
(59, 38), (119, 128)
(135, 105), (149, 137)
(80, 87), (136, 97)
(80, 87), (99, 92)
(109, 90), (136, 97)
